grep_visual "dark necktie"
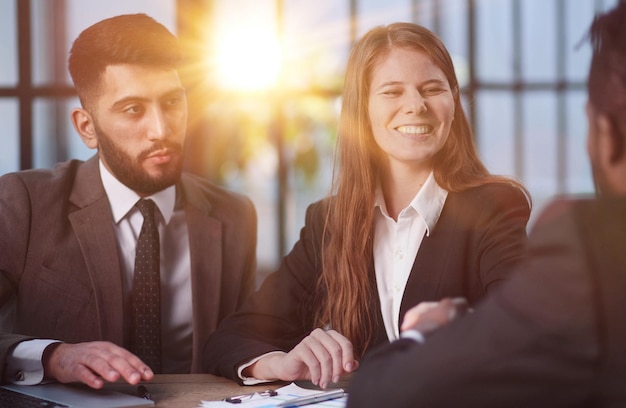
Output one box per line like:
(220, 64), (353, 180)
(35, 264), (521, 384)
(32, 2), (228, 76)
(130, 199), (162, 373)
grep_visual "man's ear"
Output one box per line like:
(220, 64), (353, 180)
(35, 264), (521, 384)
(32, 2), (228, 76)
(596, 113), (624, 164)
(71, 108), (98, 150)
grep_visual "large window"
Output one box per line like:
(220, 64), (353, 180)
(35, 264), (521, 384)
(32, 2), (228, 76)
(1, 0), (619, 278)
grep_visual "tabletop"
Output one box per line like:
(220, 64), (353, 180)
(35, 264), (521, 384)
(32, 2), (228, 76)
(104, 374), (350, 408)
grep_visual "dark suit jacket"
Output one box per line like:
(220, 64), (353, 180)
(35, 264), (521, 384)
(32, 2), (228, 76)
(0, 156), (257, 378)
(347, 197), (626, 408)
(203, 183), (530, 382)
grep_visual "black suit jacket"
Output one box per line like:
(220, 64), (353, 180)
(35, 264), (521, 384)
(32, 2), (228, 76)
(347, 197), (626, 408)
(203, 183), (530, 382)
(0, 156), (257, 377)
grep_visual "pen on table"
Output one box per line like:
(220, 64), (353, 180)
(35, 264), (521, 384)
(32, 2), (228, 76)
(276, 389), (345, 408)
(137, 385), (152, 400)
(225, 389), (278, 404)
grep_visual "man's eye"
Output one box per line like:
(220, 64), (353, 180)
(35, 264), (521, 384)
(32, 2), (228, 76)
(125, 105), (143, 114)
(166, 97), (183, 106)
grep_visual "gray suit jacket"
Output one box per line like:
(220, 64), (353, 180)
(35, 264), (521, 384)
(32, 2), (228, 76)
(348, 197), (626, 408)
(0, 155), (257, 378)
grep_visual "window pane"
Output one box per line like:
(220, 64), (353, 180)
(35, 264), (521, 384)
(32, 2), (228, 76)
(356, 0), (412, 37)
(31, 1), (62, 86)
(521, 0), (556, 82)
(476, 91), (516, 177)
(33, 97), (92, 169)
(285, 96), (337, 248)
(565, 90), (594, 194)
(283, 0), (350, 91)
(230, 141), (280, 277)
(0, 0), (17, 87)
(32, 0), (177, 86)
(440, 0), (469, 87)
(523, 92), (558, 209)
(0, 99), (19, 175)
(413, 0), (438, 29)
(565, 0), (595, 82)
(476, 0), (513, 83)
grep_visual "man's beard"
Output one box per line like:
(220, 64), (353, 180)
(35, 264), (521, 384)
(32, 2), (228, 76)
(95, 124), (184, 196)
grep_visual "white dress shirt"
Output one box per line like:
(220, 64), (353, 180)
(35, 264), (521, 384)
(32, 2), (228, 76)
(6, 160), (193, 384)
(373, 172), (447, 341)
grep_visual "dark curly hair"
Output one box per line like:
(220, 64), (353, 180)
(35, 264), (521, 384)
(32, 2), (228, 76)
(587, 2), (626, 142)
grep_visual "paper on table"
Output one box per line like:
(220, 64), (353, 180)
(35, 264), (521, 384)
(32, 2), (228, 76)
(199, 382), (347, 408)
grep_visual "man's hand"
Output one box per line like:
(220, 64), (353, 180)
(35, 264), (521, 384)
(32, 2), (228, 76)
(245, 328), (358, 389)
(43, 342), (154, 389)
(401, 297), (470, 336)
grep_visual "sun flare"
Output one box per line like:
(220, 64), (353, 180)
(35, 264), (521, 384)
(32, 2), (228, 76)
(211, 20), (282, 92)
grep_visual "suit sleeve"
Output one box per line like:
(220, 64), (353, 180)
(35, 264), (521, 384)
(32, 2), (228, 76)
(235, 195), (258, 306)
(202, 201), (326, 383)
(472, 183), (531, 292)
(348, 200), (599, 408)
(0, 174), (35, 382)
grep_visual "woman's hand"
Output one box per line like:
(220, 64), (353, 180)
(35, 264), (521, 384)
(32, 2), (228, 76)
(245, 328), (358, 389)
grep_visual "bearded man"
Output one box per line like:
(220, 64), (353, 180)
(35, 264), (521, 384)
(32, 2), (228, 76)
(0, 13), (257, 389)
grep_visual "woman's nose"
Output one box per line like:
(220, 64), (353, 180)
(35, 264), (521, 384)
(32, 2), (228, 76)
(403, 92), (427, 115)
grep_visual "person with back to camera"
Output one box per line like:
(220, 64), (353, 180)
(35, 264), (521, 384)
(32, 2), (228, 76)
(0, 13), (257, 389)
(348, 3), (626, 407)
(203, 22), (531, 389)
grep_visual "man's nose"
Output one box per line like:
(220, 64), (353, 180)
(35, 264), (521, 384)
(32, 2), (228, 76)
(146, 108), (170, 140)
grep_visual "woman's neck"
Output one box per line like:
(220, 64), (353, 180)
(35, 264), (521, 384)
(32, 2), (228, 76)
(380, 162), (432, 220)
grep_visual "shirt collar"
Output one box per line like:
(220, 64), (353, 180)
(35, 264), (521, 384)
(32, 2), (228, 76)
(412, 172), (447, 235)
(99, 159), (176, 224)
(374, 171), (448, 236)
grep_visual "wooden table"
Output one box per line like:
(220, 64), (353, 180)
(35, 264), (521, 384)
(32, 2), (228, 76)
(106, 374), (274, 408)
(104, 374), (351, 408)
(104, 374), (278, 407)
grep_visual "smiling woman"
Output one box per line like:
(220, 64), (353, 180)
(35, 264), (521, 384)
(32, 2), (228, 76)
(209, 1), (283, 92)
(203, 22), (532, 391)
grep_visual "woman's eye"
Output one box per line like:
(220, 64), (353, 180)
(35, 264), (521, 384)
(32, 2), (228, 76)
(382, 89), (401, 96)
(423, 88), (444, 96)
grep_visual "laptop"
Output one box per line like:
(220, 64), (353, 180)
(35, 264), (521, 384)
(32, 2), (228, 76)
(0, 383), (154, 408)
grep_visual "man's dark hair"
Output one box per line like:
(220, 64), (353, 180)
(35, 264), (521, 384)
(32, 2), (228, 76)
(68, 13), (181, 108)
(588, 2), (626, 140)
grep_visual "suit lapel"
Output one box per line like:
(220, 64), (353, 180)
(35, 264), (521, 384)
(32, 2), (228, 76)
(68, 157), (125, 345)
(400, 194), (457, 319)
(179, 176), (223, 372)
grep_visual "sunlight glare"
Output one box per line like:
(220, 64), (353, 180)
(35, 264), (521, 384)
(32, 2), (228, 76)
(211, 19), (282, 92)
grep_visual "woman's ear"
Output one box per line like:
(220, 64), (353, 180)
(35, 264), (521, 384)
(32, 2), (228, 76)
(71, 108), (98, 149)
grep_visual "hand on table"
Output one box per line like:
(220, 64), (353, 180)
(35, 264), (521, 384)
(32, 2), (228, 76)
(245, 328), (358, 389)
(401, 297), (470, 336)
(43, 341), (154, 389)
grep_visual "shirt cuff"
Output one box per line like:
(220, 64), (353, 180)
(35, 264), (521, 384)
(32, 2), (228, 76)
(237, 351), (286, 385)
(399, 329), (425, 344)
(6, 339), (61, 385)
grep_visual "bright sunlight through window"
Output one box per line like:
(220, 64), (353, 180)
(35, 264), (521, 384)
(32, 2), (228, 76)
(210, 1), (282, 92)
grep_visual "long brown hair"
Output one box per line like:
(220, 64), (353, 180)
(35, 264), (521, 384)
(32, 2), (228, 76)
(314, 22), (529, 356)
